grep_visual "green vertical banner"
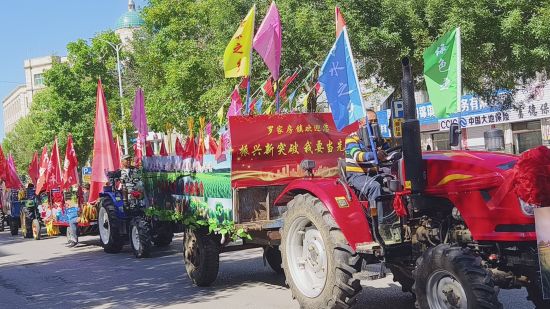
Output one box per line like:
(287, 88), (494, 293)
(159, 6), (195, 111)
(423, 28), (460, 119)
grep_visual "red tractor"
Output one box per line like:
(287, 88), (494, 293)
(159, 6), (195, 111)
(176, 59), (549, 309)
(270, 59), (549, 308)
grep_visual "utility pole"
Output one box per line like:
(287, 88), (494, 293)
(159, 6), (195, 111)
(98, 38), (128, 155)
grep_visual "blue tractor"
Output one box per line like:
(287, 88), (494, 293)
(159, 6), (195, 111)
(97, 168), (174, 258)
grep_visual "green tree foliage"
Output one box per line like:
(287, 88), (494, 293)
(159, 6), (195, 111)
(3, 32), (128, 171)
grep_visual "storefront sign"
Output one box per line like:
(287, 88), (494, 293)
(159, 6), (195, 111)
(228, 113), (356, 187)
(376, 110), (392, 138)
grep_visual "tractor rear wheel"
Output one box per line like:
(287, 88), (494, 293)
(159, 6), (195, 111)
(264, 245), (283, 274)
(9, 217), (18, 235)
(183, 228), (220, 287)
(413, 244), (501, 309)
(98, 198), (123, 253)
(281, 193), (362, 309)
(20, 207), (33, 238)
(130, 217), (153, 258)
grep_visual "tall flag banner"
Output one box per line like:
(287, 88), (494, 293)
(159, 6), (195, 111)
(175, 137), (185, 157)
(335, 6), (346, 37)
(159, 140), (168, 156)
(62, 134), (79, 190)
(35, 146), (49, 194)
(223, 6), (255, 78)
(195, 117), (206, 162)
(253, 2), (282, 81)
(46, 138), (62, 191)
(423, 28), (461, 118)
(89, 80), (121, 203)
(217, 105), (224, 126)
(28, 151), (39, 186)
(318, 27), (365, 131)
(132, 87), (148, 141)
(0, 145), (8, 181)
(227, 88), (243, 118)
(261, 77), (275, 98)
(5, 155), (22, 189)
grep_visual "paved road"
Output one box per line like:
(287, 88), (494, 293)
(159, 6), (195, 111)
(0, 230), (534, 309)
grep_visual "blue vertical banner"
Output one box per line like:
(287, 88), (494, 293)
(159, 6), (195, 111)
(319, 28), (365, 131)
(376, 110), (391, 138)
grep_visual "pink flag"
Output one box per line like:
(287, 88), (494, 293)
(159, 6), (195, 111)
(35, 146), (49, 194)
(46, 138), (62, 191)
(132, 87), (148, 141)
(115, 136), (123, 167)
(89, 80), (120, 203)
(226, 88), (243, 118)
(335, 6), (346, 37)
(62, 134), (79, 190)
(253, 2), (282, 80)
(205, 122), (212, 136)
(6, 155), (23, 189)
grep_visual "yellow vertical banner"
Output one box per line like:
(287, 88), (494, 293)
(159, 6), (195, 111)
(223, 6), (255, 78)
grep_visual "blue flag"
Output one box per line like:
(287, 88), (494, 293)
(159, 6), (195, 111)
(319, 27), (365, 131)
(256, 98), (263, 113)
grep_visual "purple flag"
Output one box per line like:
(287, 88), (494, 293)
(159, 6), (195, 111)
(226, 88), (243, 118)
(205, 122), (212, 136)
(132, 87), (148, 141)
(253, 2), (282, 80)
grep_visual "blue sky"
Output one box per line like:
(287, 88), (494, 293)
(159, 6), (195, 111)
(0, 0), (147, 141)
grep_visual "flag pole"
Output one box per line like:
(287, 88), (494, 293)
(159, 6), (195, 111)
(456, 27), (463, 150)
(245, 5), (256, 115)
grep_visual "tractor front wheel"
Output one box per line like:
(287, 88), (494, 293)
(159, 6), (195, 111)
(280, 193), (362, 309)
(413, 244), (501, 309)
(130, 217), (153, 258)
(183, 228), (220, 287)
(98, 198), (123, 253)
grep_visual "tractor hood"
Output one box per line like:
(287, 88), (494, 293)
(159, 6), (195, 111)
(422, 151), (518, 193)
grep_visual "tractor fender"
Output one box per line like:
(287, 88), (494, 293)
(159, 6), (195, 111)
(99, 191), (126, 219)
(274, 178), (374, 251)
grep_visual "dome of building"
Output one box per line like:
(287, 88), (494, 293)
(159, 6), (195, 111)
(115, 0), (144, 30)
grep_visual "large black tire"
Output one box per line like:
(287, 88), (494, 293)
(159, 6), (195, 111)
(526, 272), (550, 309)
(413, 244), (501, 309)
(9, 217), (18, 236)
(130, 217), (153, 258)
(264, 245), (283, 274)
(32, 219), (41, 240)
(280, 194), (362, 309)
(20, 207), (33, 238)
(153, 221), (174, 247)
(0, 211), (5, 232)
(183, 228), (220, 287)
(98, 198), (124, 253)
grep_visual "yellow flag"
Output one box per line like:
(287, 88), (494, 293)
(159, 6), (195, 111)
(265, 102), (274, 115)
(223, 6), (255, 78)
(217, 105), (224, 125)
(187, 117), (194, 138)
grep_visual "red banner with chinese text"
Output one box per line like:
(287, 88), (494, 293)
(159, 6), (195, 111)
(229, 113), (357, 187)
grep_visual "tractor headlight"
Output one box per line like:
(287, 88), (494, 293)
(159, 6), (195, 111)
(519, 199), (536, 216)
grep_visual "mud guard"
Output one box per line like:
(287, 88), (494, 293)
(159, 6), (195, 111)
(274, 178), (374, 251)
(99, 191), (126, 219)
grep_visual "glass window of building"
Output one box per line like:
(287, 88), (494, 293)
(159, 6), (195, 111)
(512, 120), (542, 153)
(34, 73), (44, 86)
(432, 132), (450, 150)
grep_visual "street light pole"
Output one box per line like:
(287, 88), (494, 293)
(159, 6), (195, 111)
(99, 38), (129, 155)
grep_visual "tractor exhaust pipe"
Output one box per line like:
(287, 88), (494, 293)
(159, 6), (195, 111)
(400, 58), (426, 193)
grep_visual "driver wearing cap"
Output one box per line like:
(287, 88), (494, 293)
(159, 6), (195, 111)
(344, 109), (389, 203)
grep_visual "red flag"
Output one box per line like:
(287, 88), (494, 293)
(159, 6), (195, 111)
(315, 81), (321, 93)
(262, 77), (275, 98)
(46, 138), (62, 191)
(145, 141), (154, 157)
(62, 134), (79, 190)
(336, 6), (346, 37)
(159, 140), (168, 156)
(89, 80), (120, 203)
(239, 76), (249, 89)
(35, 146), (49, 194)
(183, 136), (196, 158)
(175, 137), (185, 157)
(208, 136), (218, 154)
(280, 71), (299, 99)
(249, 98), (258, 114)
(5, 155), (22, 189)
(28, 152), (39, 186)
(0, 145), (8, 181)
(134, 137), (143, 166)
(214, 133), (227, 163)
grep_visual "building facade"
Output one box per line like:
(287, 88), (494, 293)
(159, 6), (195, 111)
(115, 0), (144, 47)
(2, 55), (64, 135)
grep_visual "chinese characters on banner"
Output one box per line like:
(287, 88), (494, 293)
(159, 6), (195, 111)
(228, 113), (357, 187)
